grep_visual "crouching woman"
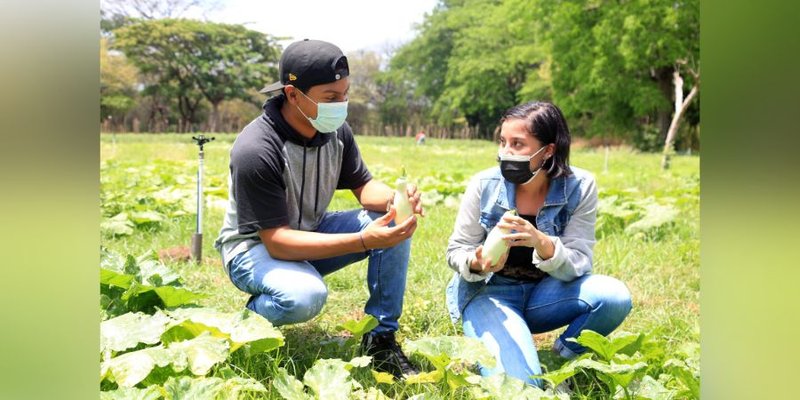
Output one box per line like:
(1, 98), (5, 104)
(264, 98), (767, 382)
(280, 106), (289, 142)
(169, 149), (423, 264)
(445, 101), (632, 387)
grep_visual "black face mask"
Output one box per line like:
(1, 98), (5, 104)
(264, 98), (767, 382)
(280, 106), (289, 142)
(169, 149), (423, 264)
(498, 146), (547, 185)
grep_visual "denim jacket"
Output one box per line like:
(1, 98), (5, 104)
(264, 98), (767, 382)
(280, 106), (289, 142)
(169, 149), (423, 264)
(445, 165), (598, 323)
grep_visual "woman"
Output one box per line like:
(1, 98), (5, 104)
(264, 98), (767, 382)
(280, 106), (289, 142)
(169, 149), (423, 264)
(445, 101), (632, 387)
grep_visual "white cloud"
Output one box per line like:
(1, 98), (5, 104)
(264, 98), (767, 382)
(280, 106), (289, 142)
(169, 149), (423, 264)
(192, 0), (438, 54)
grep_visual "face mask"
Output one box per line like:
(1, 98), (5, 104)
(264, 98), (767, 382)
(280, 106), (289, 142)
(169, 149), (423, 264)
(296, 90), (348, 133)
(498, 146), (548, 185)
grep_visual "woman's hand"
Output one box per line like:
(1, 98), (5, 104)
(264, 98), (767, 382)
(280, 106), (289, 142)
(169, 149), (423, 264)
(495, 214), (555, 260)
(471, 245), (508, 274)
(405, 183), (425, 217)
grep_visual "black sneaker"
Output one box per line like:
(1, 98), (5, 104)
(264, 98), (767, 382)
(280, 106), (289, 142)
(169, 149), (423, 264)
(360, 331), (420, 378)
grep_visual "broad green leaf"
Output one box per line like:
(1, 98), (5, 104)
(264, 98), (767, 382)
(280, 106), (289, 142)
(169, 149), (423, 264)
(161, 320), (226, 344)
(617, 332), (647, 358)
(625, 202), (678, 233)
(102, 346), (174, 387)
(353, 387), (391, 400)
(533, 362), (578, 388)
(167, 333), (229, 376)
(130, 210), (165, 225)
(102, 334), (228, 387)
(273, 367), (312, 400)
(572, 330), (640, 362)
(163, 308), (284, 353)
(101, 247), (127, 271)
(371, 370), (395, 384)
(102, 213), (135, 236)
(303, 358), (353, 400)
(444, 370), (472, 391)
(100, 268), (135, 289)
(99, 386), (162, 400)
(598, 196), (638, 219)
(336, 314), (379, 337)
(405, 336), (495, 369)
(622, 375), (676, 400)
(348, 356), (372, 369)
(101, 311), (172, 355)
(121, 254), (139, 275)
(664, 358), (699, 399)
(150, 286), (204, 308)
(403, 369), (443, 384)
(136, 255), (180, 286)
(226, 309), (284, 353)
(161, 376), (267, 400)
(473, 373), (550, 400)
(573, 358), (648, 389)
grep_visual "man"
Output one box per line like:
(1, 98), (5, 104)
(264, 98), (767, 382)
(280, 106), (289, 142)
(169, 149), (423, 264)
(214, 39), (423, 378)
(415, 130), (426, 145)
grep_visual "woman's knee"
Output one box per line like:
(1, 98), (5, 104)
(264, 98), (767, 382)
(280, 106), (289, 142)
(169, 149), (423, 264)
(586, 275), (632, 316)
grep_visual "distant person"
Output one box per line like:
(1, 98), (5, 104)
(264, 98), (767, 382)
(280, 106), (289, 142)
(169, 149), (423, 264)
(415, 130), (426, 145)
(445, 101), (632, 387)
(214, 39), (424, 378)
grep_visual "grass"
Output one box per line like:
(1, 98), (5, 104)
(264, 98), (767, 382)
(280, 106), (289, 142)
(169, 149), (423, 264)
(100, 133), (699, 398)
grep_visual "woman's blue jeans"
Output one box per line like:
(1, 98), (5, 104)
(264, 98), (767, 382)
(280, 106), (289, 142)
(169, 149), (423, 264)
(226, 209), (411, 333)
(461, 273), (632, 387)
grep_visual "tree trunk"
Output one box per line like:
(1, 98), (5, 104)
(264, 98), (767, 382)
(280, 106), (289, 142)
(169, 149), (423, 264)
(210, 101), (220, 133)
(654, 66), (674, 143)
(662, 70), (699, 170)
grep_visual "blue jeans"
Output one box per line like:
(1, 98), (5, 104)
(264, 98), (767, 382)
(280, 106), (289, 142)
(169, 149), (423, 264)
(226, 209), (411, 333)
(461, 274), (632, 387)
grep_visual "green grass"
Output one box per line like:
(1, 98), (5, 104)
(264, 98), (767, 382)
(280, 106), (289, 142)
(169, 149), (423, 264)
(100, 133), (699, 398)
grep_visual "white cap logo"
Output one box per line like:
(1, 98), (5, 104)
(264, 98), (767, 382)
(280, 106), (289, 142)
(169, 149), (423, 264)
(335, 73), (341, 80)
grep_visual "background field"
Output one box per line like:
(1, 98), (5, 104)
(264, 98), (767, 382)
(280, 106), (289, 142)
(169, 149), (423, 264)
(100, 133), (699, 398)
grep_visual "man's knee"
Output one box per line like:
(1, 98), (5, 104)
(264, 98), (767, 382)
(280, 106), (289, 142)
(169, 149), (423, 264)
(274, 281), (329, 324)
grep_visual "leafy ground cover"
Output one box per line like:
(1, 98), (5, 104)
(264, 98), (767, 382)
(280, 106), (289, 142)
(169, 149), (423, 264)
(100, 134), (699, 399)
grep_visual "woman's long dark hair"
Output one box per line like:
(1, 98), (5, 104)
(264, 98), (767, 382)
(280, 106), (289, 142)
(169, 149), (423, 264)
(500, 101), (572, 178)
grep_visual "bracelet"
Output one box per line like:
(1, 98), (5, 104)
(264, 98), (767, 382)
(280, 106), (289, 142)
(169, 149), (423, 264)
(359, 231), (369, 251)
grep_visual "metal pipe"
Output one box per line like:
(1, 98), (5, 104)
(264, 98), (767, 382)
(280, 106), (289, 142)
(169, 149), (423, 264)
(191, 135), (214, 264)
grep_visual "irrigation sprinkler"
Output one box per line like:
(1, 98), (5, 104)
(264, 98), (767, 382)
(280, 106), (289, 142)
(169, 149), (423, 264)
(191, 134), (215, 264)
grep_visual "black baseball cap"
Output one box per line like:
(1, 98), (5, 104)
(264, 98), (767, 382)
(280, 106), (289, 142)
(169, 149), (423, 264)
(259, 39), (350, 94)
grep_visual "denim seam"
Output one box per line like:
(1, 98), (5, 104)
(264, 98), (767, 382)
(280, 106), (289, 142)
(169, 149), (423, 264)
(523, 297), (596, 313)
(373, 249), (384, 325)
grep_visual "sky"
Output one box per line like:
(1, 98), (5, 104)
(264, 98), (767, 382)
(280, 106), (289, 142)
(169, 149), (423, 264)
(185, 0), (440, 54)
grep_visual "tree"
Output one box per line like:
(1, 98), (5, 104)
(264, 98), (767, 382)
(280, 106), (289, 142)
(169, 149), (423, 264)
(100, 37), (139, 130)
(535, 0), (699, 142)
(114, 19), (280, 132)
(382, 0), (552, 139)
(662, 61), (699, 169)
(346, 50), (382, 133)
(101, 0), (222, 20)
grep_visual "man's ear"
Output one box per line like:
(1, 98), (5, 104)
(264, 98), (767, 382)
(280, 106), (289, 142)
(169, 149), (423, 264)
(284, 85), (298, 104)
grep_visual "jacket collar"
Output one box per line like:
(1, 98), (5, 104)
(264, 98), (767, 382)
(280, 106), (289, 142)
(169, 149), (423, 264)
(490, 168), (570, 211)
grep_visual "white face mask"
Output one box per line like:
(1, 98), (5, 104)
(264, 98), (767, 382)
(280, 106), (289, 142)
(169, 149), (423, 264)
(295, 90), (348, 133)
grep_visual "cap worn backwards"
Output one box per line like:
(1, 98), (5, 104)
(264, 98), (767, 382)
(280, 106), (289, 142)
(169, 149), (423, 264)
(259, 39), (350, 94)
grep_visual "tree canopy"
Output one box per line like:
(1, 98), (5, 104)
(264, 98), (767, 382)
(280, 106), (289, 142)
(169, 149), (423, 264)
(380, 0), (699, 144)
(112, 18), (279, 132)
(99, 0), (699, 150)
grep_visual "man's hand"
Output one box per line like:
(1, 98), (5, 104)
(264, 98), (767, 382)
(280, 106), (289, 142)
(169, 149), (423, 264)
(472, 245), (508, 274)
(361, 206), (418, 249)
